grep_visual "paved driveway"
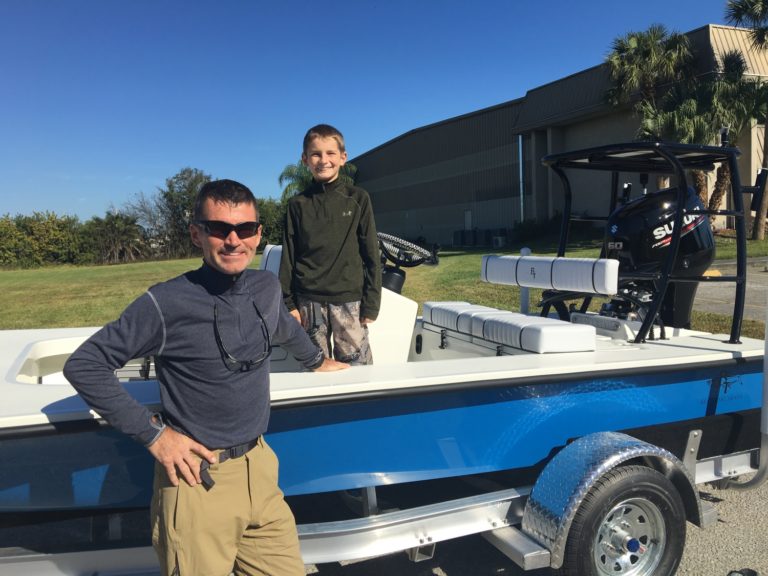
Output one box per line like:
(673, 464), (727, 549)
(307, 479), (768, 575)
(696, 258), (768, 323)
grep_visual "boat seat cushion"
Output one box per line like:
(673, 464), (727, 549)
(260, 244), (283, 275)
(423, 301), (596, 354)
(481, 255), (619, 295)
(422, 302), (496, 331)
(465, 310), (526, 339)
(482, 314), (596, 353)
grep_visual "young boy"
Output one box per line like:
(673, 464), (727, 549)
(279, 124), (381, 365)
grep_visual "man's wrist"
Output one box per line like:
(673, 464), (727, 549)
(147, 412), (166, 446)
(307, 349), (326, 370)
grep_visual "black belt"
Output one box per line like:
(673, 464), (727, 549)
(199, 437), (260, 490)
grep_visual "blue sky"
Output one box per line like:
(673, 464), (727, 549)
(0, 0), (730, 221)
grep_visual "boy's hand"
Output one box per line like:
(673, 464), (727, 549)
(314, 358), (349, 372)
(361, 317), (375, 325)
(289, 309), (301, 324)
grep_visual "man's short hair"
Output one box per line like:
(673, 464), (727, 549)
(303, 124), (345, 154)
(193, 179), (258, 221)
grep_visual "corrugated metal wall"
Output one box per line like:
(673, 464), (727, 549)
(354, 103), (523, 246)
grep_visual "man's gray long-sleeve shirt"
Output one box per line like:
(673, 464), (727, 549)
(63, 263), (324, 449)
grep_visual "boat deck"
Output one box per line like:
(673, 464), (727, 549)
(1, 314), (763, 428)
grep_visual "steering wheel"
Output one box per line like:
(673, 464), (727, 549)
(378, 232), (438, 268)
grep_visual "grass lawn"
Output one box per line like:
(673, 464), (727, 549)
(1, 236), (765, 339)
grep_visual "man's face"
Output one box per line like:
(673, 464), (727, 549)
(190, 198), (261, 276)
(302, 136), (347, 183)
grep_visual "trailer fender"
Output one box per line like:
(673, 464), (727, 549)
(520, 431), (702, 569)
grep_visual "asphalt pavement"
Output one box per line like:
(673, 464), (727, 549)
(307, 460), (768, 576)
(696, 258), (768, 323)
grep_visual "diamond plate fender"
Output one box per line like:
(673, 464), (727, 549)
(520, 431), (702, 569)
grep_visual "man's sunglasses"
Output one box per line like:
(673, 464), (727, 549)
(196, 220), (261, 240)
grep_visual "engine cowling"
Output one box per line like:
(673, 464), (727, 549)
(604, 186), (715, 328)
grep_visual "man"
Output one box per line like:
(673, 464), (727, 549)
(64, 179), (347, 575)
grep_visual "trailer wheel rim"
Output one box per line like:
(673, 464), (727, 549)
(593, 496), (666, 576)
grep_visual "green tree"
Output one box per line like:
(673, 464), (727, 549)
(278, 162), (313, 202)
(635, 95), (715, 202)
(0, 215), (26, 267)
(636, 50), (760, 217)
(278, 162), (358, 202)
(606, 24), (694, 110)
(124, 190), (164, 259)
(704, 50), (762, 222)
(607, 25), (766, 229)
(156, 168), (211, 259)
(81, 212), (146, 265)
(256, 197), (287, 246)
(606, 24), (696, 192)
(726, 0), (768, 239)
(14, 212), (81, 266)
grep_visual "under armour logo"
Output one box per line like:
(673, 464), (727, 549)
(342, 210), (353, 217)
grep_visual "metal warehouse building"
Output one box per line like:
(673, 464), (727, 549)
(352, 25), (768, 247)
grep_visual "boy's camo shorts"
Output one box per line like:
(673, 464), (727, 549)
(296, 298), (373, 365)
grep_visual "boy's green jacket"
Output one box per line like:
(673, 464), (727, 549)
(279, 178), (382, 320)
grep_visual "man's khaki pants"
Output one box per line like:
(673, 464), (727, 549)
(151, 437), (304, 576)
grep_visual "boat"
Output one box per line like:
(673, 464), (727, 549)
(1, 140), (766, 576)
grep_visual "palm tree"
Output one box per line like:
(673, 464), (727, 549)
(635, 96), (715, 204)
(85, 212), (145, 264)
(726, 0), (768, 238)
(704, 50), (761, 223)
(608, 26), (761, 225)
(606, 25), (695, 190)
(278, 162), (313, 202)
(278, 162), (358, 202)
(638, 51), (758, 222)
(606, 24), (694, 110)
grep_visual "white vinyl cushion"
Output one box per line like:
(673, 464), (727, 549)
(423, 301), (596, 354)
(482, 314), (596, 353)
(480, 255), (619, 295)
(260, 244), (283, 276)
(453, 306), (501, 333)
(422, 302), (495, 331)
(466, 310), (525, 338)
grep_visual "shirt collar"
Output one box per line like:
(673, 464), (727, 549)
(197, 262), (248, 295)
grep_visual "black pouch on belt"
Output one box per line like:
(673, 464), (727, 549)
(199, 437), (260, 490)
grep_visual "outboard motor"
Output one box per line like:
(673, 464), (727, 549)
(604, 186), (715, 329)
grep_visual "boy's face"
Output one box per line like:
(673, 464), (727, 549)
(302, 136), (347, 183)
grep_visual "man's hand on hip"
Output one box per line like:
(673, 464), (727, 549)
(147, 427), (217, 487)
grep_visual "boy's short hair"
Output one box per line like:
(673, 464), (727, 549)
(303, 124), (346, 153)
(193, 179), (258, 221)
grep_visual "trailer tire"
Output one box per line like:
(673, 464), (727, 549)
(556, 465), (686, 576)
